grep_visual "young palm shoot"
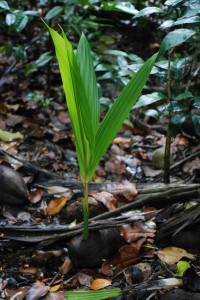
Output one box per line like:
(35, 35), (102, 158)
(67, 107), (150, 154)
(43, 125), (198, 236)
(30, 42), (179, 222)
(45, 22), (158, 239)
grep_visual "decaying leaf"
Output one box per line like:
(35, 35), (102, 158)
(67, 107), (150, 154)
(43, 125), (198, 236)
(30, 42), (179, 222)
(91, 278), (112, 290)
(105, 159), (126, 174)
(104, 181), (138, 201)
(91, 191), (117, 210)
(46, 186), (72, 198)
(119, 222), (156, 243)
(45, 291), (66, 300)
(46, 196), (67, 215)
(34, 250), (63, 264)
(76, 271), (93, 287)
(25, 282), (50, 300)
(0, 129), (23, 141)
(50, 285), (61, 292)
(156, 247), (195, 265)
(28, 189), (43, 204)
(59, 257), (73, 275)
(100, 244), (140, 276)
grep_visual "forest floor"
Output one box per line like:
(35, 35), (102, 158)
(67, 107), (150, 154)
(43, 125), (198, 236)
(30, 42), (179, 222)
(1, 19), (200, 300)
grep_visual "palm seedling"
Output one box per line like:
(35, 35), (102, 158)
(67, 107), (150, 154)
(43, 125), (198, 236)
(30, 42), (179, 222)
(45, 22), (158, 239)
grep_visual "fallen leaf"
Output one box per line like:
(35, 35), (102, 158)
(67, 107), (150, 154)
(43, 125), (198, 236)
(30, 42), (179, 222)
(91, 278), (112, 290)
(25, 282), (50, 300)
(29, 189), (43, 204)
(34, 250), (63, 264)
(100, 244), (140, 276)
(50, 285), (61, 292)
(183, 157), (200, 173)
(45, 291), (66, 300)
(142, 166), (162, 177)
(76, 271), (93, 287)
(156, 247), (195, 265)
(0, 129), (23, 141)
(17, 212), (31, 222)
(46, 196), (67, 215)
(5, 286), (30, 300)
(91, 191), (117, 210)
(59, 257), (73, 275)
(175, 261), (191, 276)
(105, 159), (126, 174)
(18, 266), (39, 275)
(105, 181), (138, 201)
(112, 137), (131, 145)
(46, 186), (72, 197)
(119, 222), (156, 243)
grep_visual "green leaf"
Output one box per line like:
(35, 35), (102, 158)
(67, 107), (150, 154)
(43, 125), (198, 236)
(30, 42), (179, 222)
(104, 49), (128, 57)
(89, 52), (158, 179)
(0, 0), (9, 10)
(159, 29), (196, 56)
(0, 129), (23, 142)
(175, 261), (191, 276)
(6, 13), (16, 25)
(78, 0), (89, 6)
(192, 115), (200, 136)
(133, 92), (166, 108)
(193, 97), (200, 108)
(160, 20), (174, 29)
(133, 7), (162, 18)
(45, 6), (63, 20)
(76, 33), (100, 133)
(66, 288), (121, 300)
(165, 0), (183, 6)
(61, 29), (95, 168)
(144, 109), (159, 120)
(8, 12), (29, 32)
(115, 2), (138, 15)
(46, 23), (94, 177)
(24, 10), (40, 16)
(174, 16), (200, 26)
(35, 52), (53, 67)
(174, 92), (193, 101)
(170, 113), (187, 137)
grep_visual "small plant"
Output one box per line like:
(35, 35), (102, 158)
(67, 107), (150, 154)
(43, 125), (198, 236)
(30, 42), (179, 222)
(45, 22), (157, 239)
(27, 92), (53, 107)
(133, 0), (200, 182)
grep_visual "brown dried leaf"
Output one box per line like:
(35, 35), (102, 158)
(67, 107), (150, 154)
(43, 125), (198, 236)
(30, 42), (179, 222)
(183, 157), (200, 173)
(59, 257), (73, 275)
(99, 244), (140, 276)
(17, 212), (31, 222)
(105, 181), (138, 201)
(156, 247), (195, 265)
(34, 250), (63, 264)
(18, 266), (39, 275)
(105, 159), (126, 174)
(46, 196), (67, 215)
(50, 285), (61, 292)
(46, 186), (72, 199)
(91, 278), (112, 290)
(119, 222), (156, 243)
(76, 272), (93, 287)
(91, 191), (117, 210)
(45, 291), (66, 300)
(142, 166), (162, 177)
(25, 282), (50, 300)
(5, 286), (30, 300)
(29, 189), (43, 204)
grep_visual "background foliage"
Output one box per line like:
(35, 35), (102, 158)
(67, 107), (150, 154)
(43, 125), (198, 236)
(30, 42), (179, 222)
(1, 0), (200, 138)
